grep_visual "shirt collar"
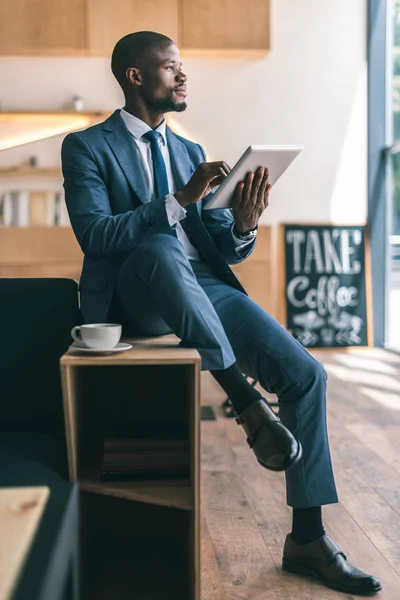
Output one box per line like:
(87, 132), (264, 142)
(120, 108), (167, 145)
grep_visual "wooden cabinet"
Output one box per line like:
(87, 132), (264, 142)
(0, 0), (86, 56)
(86, 0), (179, 57)
(181, 0), (271, 57)
(87, 0), (270, 57)
(0, 0), (270, 57)
(61, 337), (201, 599)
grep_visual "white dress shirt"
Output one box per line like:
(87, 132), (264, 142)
(119, 108), (255, 261)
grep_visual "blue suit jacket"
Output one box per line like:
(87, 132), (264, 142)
(61, 109), (255, 323)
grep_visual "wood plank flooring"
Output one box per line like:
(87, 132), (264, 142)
(200, 349), (400, 599)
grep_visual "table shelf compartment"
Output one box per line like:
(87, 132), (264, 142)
(81, 492), (194, 600)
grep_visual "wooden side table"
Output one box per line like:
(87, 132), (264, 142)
(60, 334), (201, 600)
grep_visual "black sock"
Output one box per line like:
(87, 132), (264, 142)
(291, 506), (325, 545)
(210, 363), (262, 414)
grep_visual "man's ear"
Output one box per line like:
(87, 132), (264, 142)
(126, 67), (142, 86)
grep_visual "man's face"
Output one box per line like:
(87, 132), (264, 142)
(137, 43), (187, 113)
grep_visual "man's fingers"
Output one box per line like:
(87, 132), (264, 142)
(209, 173), (226, 188)
(208, 161), (231, 175)
(204, 169), (227, 188)
(214, 162), (230, 177)
(259, 169), (269, 200)
(259, 183), (271, 210)
(249, 167), (264, 203)
(242, 172), (253, 205)
(264, 183), (272, 207)
(233, 181), (244, 207)
(201, 162), (231, 185)
(255, 167), (265, 182)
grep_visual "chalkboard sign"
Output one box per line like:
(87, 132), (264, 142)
(281, 224), (372, 348)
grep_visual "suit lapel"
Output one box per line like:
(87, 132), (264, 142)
(103, 110), (151, 204)
(166, 128), (202, 217)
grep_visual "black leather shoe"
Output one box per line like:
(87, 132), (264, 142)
(235, 399), (302, 472)
(282, 533), (382, 595)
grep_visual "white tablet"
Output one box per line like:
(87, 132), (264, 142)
(203, 144), (304, 210)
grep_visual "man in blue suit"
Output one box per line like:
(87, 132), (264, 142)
(61, 31), (380, 594)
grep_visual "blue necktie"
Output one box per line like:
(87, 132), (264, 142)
(142, 130), (169, 198)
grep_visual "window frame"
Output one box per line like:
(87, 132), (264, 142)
(368, 0), (389, 347)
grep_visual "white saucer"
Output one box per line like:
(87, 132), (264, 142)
(69, 341), (132, 354)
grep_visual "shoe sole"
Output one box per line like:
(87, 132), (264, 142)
(257, 439), (303, 473)
(282, 558), (382, 595)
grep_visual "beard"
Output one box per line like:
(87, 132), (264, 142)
(144, 92), (187, 114)
(150, 97), (187, 113)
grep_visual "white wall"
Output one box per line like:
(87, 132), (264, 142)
(0, 0), (367, 225)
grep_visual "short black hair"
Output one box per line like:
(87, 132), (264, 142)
(111, 31), (173, 91)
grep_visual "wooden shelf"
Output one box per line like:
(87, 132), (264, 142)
(80, 469), (193, 511)
(0, 111), (110, 151)
(80, 480), (193, 511)
(79, 447), (193, 510)
(0, 166), (62, 177)
(0, 111), (109, 123)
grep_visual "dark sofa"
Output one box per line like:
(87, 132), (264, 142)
(0, 278), (81, 486)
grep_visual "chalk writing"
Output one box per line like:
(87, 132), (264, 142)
(283, 225), (369, 347)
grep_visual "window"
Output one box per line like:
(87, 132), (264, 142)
(386, 0), (400, 350)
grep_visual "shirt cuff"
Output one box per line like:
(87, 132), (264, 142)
(165, 193), (187, 227)
(231, 223), (257, 250)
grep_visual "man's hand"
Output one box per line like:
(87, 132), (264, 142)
(174, 161), (231, 208)
(232, 167), (271, 233)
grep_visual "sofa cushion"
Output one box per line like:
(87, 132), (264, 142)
(0, 432), (69, 485)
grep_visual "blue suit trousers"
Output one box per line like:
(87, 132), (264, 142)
(115, 234), (338, 508)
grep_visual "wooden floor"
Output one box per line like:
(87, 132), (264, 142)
(200, 349), (400, 600)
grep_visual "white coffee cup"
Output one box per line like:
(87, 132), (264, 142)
(71, 323), (122, 350)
